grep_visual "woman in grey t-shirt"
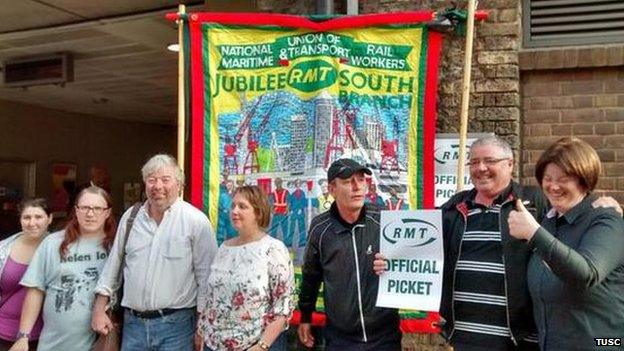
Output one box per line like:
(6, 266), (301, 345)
(10, 186), (117, 351)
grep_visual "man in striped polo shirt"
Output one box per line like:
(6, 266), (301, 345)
(374, 136), (622, 350)
(439, 136), (546, 351)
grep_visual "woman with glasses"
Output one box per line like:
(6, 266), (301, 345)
(9, 186), (116, 351)
(0, 199), (52, 351)
(509, 137), (624, 351)
(199, 186), (294, 351)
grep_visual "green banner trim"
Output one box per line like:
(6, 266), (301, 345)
(202, 28), (212, 214)
(416, 27), (429, 209)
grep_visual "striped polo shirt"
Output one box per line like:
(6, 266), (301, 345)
(452, 201), (511, 350)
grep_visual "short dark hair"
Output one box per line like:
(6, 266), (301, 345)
(18, 198), (51, 216)
(535, 137), (601, 192)
(233, 185), (271, 229)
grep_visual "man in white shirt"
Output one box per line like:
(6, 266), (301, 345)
(91, 154), (217, 351)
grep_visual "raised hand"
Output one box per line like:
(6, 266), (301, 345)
(508, 199), (540, 241)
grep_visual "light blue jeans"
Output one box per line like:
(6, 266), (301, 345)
(121, 308), (196, 351)
(203, 332), (288, 351)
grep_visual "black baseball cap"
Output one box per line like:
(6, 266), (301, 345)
(327, 158), (372, 182)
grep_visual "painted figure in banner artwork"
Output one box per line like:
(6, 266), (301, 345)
(287, 179), (307, 250)
(314, 179), (334, 215)
(269, 178), (289, 244)
(385, 186), (407, 210)
(216, 179), (237, 245)
(365, 182), (385, 207)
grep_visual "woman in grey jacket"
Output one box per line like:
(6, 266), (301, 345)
(0, 198), (51, 350)
(508, 137), (624, 351)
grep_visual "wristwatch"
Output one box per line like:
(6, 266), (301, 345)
(258, 340), (270, 350)
(16, 331), (30, 339)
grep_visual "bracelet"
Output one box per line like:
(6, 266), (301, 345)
(258, 340), (270, 350)
(16, 331), (30, 339)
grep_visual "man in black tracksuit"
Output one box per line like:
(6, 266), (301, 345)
(298, 158), (401, 351)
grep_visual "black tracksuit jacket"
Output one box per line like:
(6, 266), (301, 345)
(298, 203), (400, 344)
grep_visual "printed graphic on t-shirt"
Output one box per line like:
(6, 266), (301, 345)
(54, 267), (99, 312)
(54, 251), (107, 313)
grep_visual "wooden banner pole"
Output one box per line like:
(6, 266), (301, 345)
(176, 4), (186, 171)
(456, 0), (477, 191)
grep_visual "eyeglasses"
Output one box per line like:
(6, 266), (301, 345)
(466, 157), (510, 167)
(146, 176), (175, 186)
(75, 206), (110, 215)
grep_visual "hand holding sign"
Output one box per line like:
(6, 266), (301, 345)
(508, 199), (540, 241)
(297, 324), (314, 348)
(373, 253), (387, 276)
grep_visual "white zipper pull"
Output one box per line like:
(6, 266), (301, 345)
(366, 245), (372, 255)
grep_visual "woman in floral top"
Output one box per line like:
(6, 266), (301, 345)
(200, 185), (295, 351)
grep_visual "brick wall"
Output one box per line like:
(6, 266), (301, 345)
(520, 51), (624, 203)
(427, 0), (522, 145)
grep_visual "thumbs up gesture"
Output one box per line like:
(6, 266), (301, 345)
(508, 199), (540, 241)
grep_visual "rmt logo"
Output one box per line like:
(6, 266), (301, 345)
(594, 338), (621, 347)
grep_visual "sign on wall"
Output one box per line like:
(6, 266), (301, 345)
(434, 133), (491, 207)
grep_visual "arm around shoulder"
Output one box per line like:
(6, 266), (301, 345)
(530, 210), (624, 288)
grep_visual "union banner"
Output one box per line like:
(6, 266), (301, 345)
(188, 12), (441, 231)
(186, 11), (444, 333)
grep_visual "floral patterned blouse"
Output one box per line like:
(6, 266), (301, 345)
(200, 235), (295, 351)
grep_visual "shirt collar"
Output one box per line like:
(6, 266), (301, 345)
(143, 197), (181, 218)
(546, 194), (592, 223)
(467, 181), (514, 207)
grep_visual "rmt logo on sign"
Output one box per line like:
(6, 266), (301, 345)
(382, 218), (439, 247)
(434, 143), (470, 165)
(594, 338), (621, 347)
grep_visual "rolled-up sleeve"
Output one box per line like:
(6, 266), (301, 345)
(193, 216), (218, 312)
(95, 209), (130, 301)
